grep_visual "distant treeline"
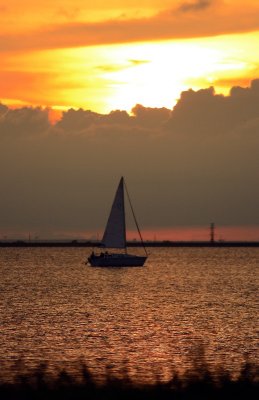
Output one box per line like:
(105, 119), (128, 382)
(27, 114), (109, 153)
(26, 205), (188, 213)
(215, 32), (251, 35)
(0, 240), (259, 247)
(0, 359), (258, 400)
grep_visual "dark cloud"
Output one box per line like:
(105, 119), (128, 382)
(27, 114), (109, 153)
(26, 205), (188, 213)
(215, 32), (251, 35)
(0, 106), (49, 138)
(96, 59), (149, 73)
(132, 104), (171, 128)
(0, 103), (9, 116)
(55, 108), (101, 132)
(178, 0), (213, 13)
(55, 7), (80, 21)
(166, 79), (259, 136)
(0, 80), (259, 237)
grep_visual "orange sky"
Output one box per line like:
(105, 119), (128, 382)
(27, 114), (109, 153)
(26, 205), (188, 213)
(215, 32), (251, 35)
(1, 0), (259, 114)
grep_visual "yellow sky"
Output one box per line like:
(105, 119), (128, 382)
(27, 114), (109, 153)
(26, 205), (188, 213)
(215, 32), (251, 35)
(1, 0), (259, 114)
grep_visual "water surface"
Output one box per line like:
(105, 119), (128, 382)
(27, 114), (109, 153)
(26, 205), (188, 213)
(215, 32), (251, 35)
(0, 247), (258, 382)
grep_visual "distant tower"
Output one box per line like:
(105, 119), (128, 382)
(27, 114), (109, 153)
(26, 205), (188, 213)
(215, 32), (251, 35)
(210, 223), (215, 243)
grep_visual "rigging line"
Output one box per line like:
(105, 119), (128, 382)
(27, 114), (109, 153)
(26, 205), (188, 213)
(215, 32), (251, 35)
(123, 179), (148, 256)
(121, 178), (127, 253)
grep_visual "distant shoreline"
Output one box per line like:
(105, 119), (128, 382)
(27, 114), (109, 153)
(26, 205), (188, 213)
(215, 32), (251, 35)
(0, 240), (259, 247)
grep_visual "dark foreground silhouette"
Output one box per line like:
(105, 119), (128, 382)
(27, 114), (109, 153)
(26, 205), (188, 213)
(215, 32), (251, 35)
(0, 360), (258, 400)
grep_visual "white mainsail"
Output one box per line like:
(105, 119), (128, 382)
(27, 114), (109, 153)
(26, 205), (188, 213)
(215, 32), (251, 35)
(101, 177), (126, 249)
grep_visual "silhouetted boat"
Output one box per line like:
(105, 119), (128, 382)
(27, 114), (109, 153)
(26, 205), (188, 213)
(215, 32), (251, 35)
(87, 177), (147, 267)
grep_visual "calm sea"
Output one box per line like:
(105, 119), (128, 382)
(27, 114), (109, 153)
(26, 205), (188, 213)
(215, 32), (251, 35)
(0, 247), (258, 383)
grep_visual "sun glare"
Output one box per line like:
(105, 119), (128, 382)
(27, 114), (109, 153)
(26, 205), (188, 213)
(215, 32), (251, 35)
(96, 32), (256, 110)
(2, 31), (259, 114)
(102, 41), (225, 111)
(55, 32), (259, 113)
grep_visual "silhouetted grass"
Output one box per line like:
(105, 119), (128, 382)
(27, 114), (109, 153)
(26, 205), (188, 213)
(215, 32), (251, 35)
(0, 357), (258, 399)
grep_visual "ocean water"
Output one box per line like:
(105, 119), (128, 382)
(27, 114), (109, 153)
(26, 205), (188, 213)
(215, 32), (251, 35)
(0, 247), (258, 383)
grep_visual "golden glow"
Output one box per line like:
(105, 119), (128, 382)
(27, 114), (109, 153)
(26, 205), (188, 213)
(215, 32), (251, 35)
(3, 32), (259, 113)
(1, 1), (259, 114)
(0, 0), (171, 32)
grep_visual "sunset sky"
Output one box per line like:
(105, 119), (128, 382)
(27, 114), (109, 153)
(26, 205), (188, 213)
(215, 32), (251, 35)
(0, 0), (259, 240)
(1, 0), (259, 113)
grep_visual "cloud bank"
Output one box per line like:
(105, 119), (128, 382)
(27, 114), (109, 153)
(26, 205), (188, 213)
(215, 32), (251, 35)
(0, 80), (259, 238)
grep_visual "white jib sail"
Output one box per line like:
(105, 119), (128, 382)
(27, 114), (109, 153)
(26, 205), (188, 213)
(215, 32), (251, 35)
(101, 177), (126, 249)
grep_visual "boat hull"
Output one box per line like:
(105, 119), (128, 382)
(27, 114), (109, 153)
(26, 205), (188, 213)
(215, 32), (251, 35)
(87, 253), (147, 267)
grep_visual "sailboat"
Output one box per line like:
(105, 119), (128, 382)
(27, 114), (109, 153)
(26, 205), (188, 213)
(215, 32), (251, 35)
(87, 177), (148, 267)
